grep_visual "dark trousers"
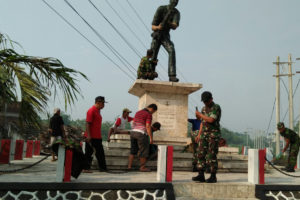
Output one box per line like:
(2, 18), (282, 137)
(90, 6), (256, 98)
(84, 139), (107, 171)
(151, 35), (176, 77)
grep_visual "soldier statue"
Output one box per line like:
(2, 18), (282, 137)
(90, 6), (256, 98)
(150, 0), (180, 82)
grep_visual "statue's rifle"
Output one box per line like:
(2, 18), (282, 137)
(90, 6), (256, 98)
(151, 3), (176, 41)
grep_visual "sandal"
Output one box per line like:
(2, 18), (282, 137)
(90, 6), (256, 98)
(139, 167), (151, 172)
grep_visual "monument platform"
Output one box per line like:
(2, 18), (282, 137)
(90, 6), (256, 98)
(128, 80), (202, 146)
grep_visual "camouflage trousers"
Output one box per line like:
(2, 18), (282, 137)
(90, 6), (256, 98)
(287, 141), (300, 168)
(196, 131), (220, 173)
(191, 130), (199, 165)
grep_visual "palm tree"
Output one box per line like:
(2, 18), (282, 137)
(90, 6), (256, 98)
(0, 33), (88, 134)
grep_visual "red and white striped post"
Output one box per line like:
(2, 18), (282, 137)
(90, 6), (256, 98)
(14, 140), (24, 160)
(25, 140), (34, 158)
(0, 140), (11, 164)
(33, 140), (41, 156)
(56, 145), (74, 182)
(63, 149), (73, 182)
(248, 149), (265, 184)
(157, 145), (173, 182)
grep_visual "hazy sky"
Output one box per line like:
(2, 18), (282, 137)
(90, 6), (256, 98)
(1, 0), (300, 134)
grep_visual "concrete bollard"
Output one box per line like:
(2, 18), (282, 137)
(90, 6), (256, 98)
(23, 142), (27, 158)
(248, 149), (265, 184)
(56, 145), (66, 182)
(14, 140), (24, 160)
(0, 140), (11, 164)
(244, 146), (249, 155)
(157, 145), (173, 182)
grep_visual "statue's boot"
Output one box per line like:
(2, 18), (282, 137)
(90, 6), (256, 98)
(169, 76), (179, 82)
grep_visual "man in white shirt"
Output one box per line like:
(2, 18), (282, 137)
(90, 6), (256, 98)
(107, 108), (133, 142)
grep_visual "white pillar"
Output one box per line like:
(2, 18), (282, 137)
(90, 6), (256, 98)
(157, 145), (167, 182)
(56, 145), (65, 182)
(248, 149), (259, 184)
(275, 56), (281, 155)
(297, 121), (300, 169)
(288, 54), (294, 130)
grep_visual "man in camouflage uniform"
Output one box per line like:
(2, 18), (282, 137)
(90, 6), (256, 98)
(151, 0), (180, 82)
(192, 91), (221, 183)
(137, 49), (158, 80)
(277, 122), (300, 172)
(188, 117), (202, 172)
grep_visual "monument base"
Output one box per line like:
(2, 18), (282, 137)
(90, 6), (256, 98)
(128, 80), (202, 145)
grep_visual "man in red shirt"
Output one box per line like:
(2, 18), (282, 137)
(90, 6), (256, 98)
(129, 104), (158, 172)
(84, 96), (107, 172)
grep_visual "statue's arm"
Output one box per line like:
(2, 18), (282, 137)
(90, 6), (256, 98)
(170, 10), (180, 30)
(152, 6), (164, 31)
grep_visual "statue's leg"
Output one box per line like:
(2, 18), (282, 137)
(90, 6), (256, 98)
(151, 38), (161, 62)
(161, 37), (177, 81)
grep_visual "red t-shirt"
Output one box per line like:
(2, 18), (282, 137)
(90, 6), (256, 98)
(132, 109), (152, 133)
(85, 105), (102, 139)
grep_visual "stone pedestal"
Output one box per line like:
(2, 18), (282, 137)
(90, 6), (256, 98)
(128, 80), (202, 145)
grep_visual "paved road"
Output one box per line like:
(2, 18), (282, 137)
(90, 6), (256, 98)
(0, 156), (300, 185)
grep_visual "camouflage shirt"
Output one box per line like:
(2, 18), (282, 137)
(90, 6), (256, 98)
(152, 5), (180, 35)
(138, 57), (152, 73)
(201, 102), (221, 133)
(280, 128), (300, 144)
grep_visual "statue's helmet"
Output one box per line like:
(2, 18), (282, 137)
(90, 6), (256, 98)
(170, 0), (178, 7)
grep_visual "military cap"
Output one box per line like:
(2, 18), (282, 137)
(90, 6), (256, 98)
(277, 122), (285, 129)
(152, 122), (161, 130)
(201, 91), (213, 102)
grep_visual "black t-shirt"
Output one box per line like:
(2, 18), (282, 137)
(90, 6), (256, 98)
(49, 114), (64, 137)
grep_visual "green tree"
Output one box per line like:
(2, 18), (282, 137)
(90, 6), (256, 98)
(0, 33), (88, 133)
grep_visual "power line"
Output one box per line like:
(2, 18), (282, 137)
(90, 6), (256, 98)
(41, 0), (135, 81)
(104, 0), (148, 50)
(282, 78), (300, 121)
(89, 0), (167, 81)
(265, 98), (276, 134)
(125, 0), (151, 34)
(88, 0), (142, 58)
(63, 0), (137, 77)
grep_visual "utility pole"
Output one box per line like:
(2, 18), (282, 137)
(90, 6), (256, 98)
(273, 56), (281, 155)
(288, 54), (294, 130)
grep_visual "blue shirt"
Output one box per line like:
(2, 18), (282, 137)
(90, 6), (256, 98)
(188, 119), (201, 131)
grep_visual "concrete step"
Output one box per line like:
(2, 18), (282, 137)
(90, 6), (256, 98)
(104, 149), (247, 161)
(173, 182), (256, 199)
(104, 142), (240, 154)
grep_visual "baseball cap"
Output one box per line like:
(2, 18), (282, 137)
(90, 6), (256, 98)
(123, 108), (132, 113)
(277, 122), (285, 129)
(95, 96), (108, 103)
(201, 91), (212, 102)
(152, 122), (161, 130)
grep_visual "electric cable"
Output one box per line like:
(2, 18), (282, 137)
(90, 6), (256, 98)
(41, 0), (135, 81)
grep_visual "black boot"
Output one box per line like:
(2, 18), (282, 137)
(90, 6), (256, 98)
(192, 171), (205, 182)
(206, 173), (217, 183)
(192, 164), (197, 172)
(285, 166), (295, 172)
(169, 76), (179, 82)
